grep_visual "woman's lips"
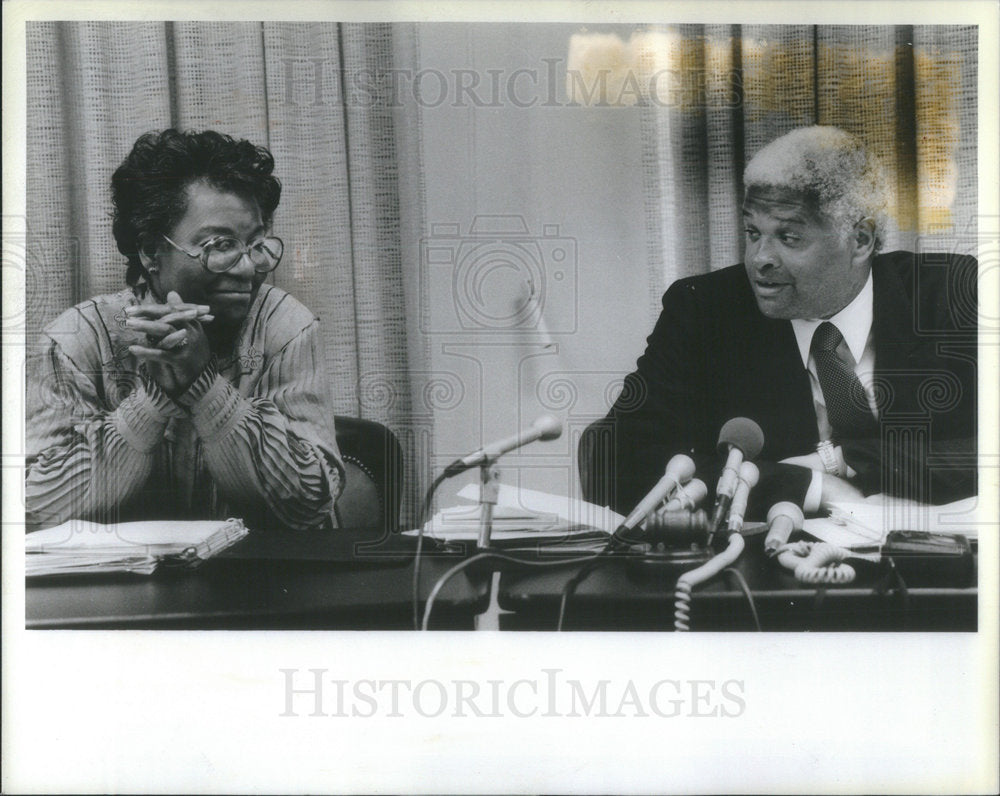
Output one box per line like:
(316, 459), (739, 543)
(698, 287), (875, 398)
(211, 290), (252, 300)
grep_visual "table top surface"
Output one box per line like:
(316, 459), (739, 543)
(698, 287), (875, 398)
(25, 526), (978, 631)
(25, 528), (489, 629)
(497, 532), (978, 631)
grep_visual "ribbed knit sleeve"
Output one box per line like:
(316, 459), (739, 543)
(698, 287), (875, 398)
(180, 319), (342, 530)
(25, 339), (182, 526)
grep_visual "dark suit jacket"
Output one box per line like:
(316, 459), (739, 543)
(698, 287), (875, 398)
(583, 251), (978, 518)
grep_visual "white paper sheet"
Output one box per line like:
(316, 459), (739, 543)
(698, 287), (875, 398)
(402, 485), (623, 541)
(25, 518), (248, 575)
(804, 495), (980, 549)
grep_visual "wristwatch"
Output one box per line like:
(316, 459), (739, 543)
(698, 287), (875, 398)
(815, 439), (841, 476)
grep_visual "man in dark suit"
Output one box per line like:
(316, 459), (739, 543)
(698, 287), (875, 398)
(586, 126), (977, 519)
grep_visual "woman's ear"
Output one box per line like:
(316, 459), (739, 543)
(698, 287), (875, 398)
(137, 236), (159, 274)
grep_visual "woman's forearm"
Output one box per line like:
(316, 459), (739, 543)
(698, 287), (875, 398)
(26, 380), (175, 525)
(186, 370), (338, 530)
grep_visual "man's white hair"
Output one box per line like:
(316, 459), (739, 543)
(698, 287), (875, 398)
(743, 126), (890, 250)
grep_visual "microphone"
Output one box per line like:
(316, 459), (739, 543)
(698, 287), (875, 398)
(609, 454), (696, 549)
(764, 502), (804, 556)
(620, 454), (696, 529)
(442, 415), (563, 477)
(726, 461), (759, 533)
(708, 418), (764, 542)
(660, 478), (707, 512)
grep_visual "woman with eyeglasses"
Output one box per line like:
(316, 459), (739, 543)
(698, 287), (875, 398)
(26, 129), (343, 531)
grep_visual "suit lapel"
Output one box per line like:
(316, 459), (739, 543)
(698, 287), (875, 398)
(735, 293), (817, 457)
(872, 256), (925, 418)
(873, 255), (921, 368)
(764, 315), (818, 454)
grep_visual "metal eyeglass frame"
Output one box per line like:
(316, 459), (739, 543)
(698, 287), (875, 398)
(161, 233), (284, 274)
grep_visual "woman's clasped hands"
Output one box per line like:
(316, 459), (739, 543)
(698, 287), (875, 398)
(127, 290), (213, 396)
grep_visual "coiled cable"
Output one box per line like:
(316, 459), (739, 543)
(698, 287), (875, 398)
(674, 532), (745, 631)
(776, 541), (856, 585)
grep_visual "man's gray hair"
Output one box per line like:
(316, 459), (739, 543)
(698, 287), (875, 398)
(743, 126), (890, 250)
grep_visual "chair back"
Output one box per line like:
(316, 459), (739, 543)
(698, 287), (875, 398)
(333, 416), (404, 532)
(577, 417), (616, 509)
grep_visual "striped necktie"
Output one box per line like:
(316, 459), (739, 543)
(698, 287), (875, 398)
(811, 321), (877, 438)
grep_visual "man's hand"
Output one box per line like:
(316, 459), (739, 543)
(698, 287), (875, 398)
(819, 472), (865, 507)
(780, 448), (857, 478)
(127, 291), (212, 396)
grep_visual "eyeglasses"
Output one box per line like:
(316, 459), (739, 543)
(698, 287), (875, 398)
(161, 234), (284, 274)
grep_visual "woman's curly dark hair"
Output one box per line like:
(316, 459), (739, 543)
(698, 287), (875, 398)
(112, 129), (282, 286)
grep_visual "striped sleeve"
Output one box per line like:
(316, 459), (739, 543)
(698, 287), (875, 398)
(181, 319), (342, 531)
(25, 338), (179, 527)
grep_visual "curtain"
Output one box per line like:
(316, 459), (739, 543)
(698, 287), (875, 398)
(25, 21), (425, 525)
(630, 24), (978, 318)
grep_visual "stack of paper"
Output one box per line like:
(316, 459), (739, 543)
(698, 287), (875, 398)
(406, 484), (622, 550)
(804, 495), (980, 550)
(26, 518), (249, 577)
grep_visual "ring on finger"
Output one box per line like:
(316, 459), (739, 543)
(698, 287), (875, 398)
(163, 331), (188, 350)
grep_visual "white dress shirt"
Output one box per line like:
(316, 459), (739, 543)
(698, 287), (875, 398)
(789, 271), (877, 510)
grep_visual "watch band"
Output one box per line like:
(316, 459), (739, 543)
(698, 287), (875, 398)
(816, 439), (842, 476)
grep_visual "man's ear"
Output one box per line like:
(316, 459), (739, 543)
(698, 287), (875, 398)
(852, 218), (877, 263)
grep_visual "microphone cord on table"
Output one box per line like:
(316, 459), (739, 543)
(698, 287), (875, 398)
(674, 532), (745, 631)
(555, 550), (620, 631)
(723, 567), (761, 631)
(413, 471), (449, 630)
(420, 551), (602, 631)
(554, 550), (763, 632)
(554, 517), (657, 631)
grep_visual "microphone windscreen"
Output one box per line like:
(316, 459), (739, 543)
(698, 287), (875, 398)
(666, 454), (697, 482)
(717, 417), (764, 460)
(767, 501), (804, 530)
(738, 461), (760, 487)
(532, 414), (563, 441)
(682, 478), (708, 506)
(665, 478), (708, 511)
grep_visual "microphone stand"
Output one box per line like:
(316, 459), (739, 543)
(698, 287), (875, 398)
(477, 461), (501, 549)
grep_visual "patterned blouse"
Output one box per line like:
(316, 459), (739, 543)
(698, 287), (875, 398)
(26, 283), (343, 531)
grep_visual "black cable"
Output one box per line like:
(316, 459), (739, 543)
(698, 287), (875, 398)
(812, 585), (828, 619)
(412, 471), (448, 630)
(887, 558), (911, 629)
(421, 550), (601, 631)
(556, 552), (619, 631)
(553, 520), (656, 631)
(724, 567), (761, 631)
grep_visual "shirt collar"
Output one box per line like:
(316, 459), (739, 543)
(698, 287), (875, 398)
(790, 270), (874, 368)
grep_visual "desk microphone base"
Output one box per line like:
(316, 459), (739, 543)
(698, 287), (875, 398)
(626, 546), (714, 578)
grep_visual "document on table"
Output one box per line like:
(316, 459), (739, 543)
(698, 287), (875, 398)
(405, 484), (623, 546)
(25, 518), (249, 576)
(804, 495), (980, 549)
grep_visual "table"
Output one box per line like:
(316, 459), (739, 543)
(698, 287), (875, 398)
(26, 528), (491, 630)
(496, 532), (978, 631)
(26, 527), (977, 631)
